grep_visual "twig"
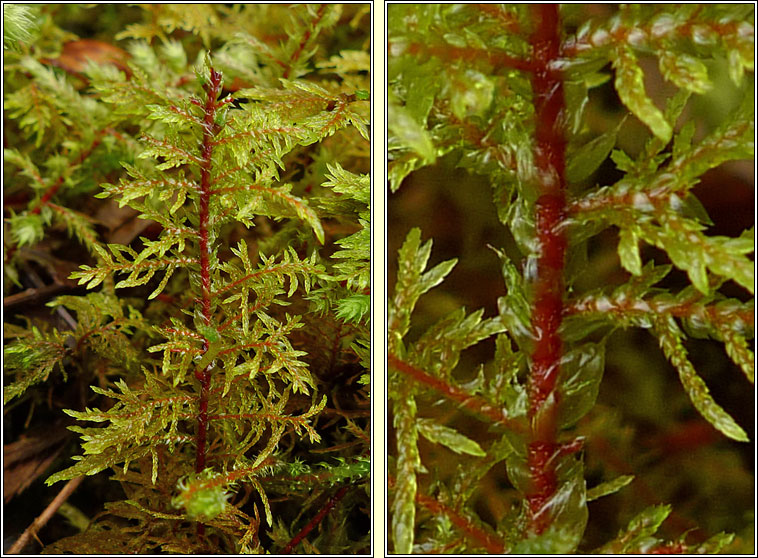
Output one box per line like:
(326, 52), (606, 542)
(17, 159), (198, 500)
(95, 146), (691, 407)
(7, 476), (84, 554)
(280, 486), (349, 554)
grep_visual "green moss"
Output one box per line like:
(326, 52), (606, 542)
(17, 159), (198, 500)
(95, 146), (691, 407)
(4, 4), (369, 554)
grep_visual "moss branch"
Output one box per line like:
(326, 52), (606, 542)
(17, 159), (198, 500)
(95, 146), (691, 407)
(280, 485), (349, 554)
(194, 68), (223, 509)
(388, 353), (526, 434)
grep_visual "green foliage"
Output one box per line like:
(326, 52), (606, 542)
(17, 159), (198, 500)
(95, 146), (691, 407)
(4, 4), (368, 554)
(389, 3), (752, 555)
(3, 4), (39, 52)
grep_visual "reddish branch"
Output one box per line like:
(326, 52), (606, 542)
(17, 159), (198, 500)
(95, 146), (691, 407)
(388, 354), (526, 435)
(26, 126), (128, 210)
(649, 542), (688, 554)
(5, 127), (123, 263)
(282, 4), (327, 79)
(211, 261), (320, 297)
(394, 41), (534, 73)
(525, 4), (568, 534)
(567, 293), (754, 326)
(29, 129), (110, 215)
(388, 475), (507, 554)
(281, 485), (349, 554)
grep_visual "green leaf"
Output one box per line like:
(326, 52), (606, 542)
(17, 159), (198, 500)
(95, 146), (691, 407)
(411, 308), (505, 378)
(492, 245), (533, 352)
(4, 334), (67, 404)
(389, 228), (457, 349)
(511, 527), (583, 554)
(610, 148), (636, 173)
(392, 385), (420, 554)
(3, 4), (38, 51)
(388, 93), (436, 164)
(659, 51), (711, 94)
(656, 221), (708, 293)
(626, 503), (671, 536)
(417, 417), (486, 457)
(598, 504), (671, 553)
(693, 532), (736, 554)
(335, 293), (370, 323)
(566, 128), (617, 184)
(196, 324), (220, 343)
(512, 457), (588, 553)
(239, 183), (325, 244)
(450, 69), (494, 119)
(557, 342), (605, 427)
(8, 211), (46, 247)
(639, 218), (753, 295)
(617, 227), (642, 276)
(586, 475), (634, 502)
(402, 57), (442, 123)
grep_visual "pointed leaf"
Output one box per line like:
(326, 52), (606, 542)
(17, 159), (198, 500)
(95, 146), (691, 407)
(586, 475), (635, 502)
(417, 418), (486, 457)
(567, 128), (617, 184)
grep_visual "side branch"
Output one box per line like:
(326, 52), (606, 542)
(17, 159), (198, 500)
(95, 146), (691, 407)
(212, 261), (320, 298)
(282, 3), (327, 80)
(388, 474), (507, 554)
(388, 354), (526, 434)
(390, 41), (534, 73)
(30, 127), (116, 215)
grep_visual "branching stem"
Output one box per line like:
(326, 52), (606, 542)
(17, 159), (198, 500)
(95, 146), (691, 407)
(193, 67), (224, 536)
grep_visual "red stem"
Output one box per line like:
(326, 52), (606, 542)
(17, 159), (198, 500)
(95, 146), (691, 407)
(193, 68), (224, 537)
(525, 4), (568, 534)
(281, 485), (349, 554)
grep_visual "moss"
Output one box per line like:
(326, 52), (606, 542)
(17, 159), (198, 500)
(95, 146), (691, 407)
(4, 4), (369, 554)
(388, 4), (753, 554)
